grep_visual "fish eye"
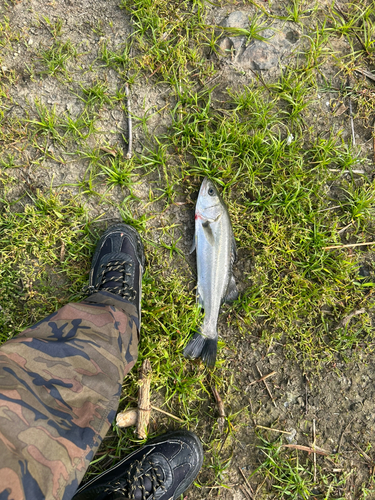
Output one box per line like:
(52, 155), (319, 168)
(208, 187), (215, 196)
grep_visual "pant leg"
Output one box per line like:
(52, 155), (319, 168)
(0, 291), (138, 500)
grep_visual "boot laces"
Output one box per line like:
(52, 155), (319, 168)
(86, 260), (136, 301)
(106, 456), (164, 500)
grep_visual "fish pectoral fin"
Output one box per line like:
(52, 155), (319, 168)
(190, 233), (196, 254)
(202, 220), (215, 246)
(231, 234), (238, 264)
(223, 274), (239, 303)
(196, 286), (204, 308)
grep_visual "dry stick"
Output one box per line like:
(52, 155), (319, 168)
(212, 385), (226, 433)
(239, 484), (253, 500)
(355, 68), (375, 82)
(337, 308), (366, 329)
(348, 93), (355, 147)
(248, 371), (276, 386)
(150, 405), (184, 423)
(352, 442), (373, 464)
(338, 222), (353, 235)
(337, 417), (355, 454)
(328, 168), (365, 174)
(282, 444), (330, 456)
(256, 365), (277, 408)
(324, 241), (375, 250)
(254, 477), (267, 500)
(136, 359), (152, 439)
(312, 419), (317, 483)
(218, 427), (231, 456)
(238, 467), (254, 498)
(248, 66), (272, 95)
(256, 424), (292, 435)
(124, 83), (132, 159)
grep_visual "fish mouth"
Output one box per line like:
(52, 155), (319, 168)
(199, 177), (211, 196)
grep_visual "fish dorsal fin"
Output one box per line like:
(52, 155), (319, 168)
(223, 274), (238, 304)
(202, 220), (215, 246)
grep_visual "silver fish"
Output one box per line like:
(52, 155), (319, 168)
(183, 177), (238, 368)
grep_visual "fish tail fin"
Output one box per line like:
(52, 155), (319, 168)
(183, 330), (218, 369)
(183, 332), (206, 360)
(201, 338), (217, 368)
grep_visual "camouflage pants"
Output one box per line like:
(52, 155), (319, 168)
(0, 291), (139, 500)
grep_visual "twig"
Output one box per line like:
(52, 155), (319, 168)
(248, 66), (272, 95)
(283, 444), (330, 456)
(323, 241), (375, 250)
(240, 484), (253, 500)
(60, 241), (66, 262)
(355, 68), (375, 82)
(254, 476), (267, 500)
(218, 427), (231, 455)
(348, 93), (355, 146)
(249, 371), (276, 386)
(352, 442), (373, 464)
(345, 75), (356, 146)
(338, 222), (353, 235)
(238, 467), (254, 499)
(256, 424), (292, 435)
(336, 308), (366, 329)
(124, 83), (132, 159)
(312, 419), (317, 483)
(212, 385), (226, 433)
(328, 169), (365, 174)
(373, 125), (375, 166)
(137, 359), (152, 439)
(317, 204), (343, 213)
(337, 417), (355, 454)
(151, 405), (184, 423)
(256, 365), (277, 407)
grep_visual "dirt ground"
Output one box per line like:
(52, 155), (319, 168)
(2, 0), (375, 498)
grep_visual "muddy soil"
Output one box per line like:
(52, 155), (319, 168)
(2, 0), (375, 498)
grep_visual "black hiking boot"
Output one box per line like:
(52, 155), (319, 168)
(88, 224), (145, 319)
(72, 430), (204, 500)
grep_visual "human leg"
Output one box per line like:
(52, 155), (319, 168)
(0, 224), (143, 500)
(0, 224), (203, 500)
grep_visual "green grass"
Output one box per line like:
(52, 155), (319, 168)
(2, 0), (375, 497)
(0, 178), (94, 340)
(38, 39), (77, 78)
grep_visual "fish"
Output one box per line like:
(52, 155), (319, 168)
(183, 177), (238, 368)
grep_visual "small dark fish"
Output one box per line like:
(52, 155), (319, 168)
(183, 177), (238, 368)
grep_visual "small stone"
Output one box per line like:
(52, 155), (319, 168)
(217, 11), (249, 58)
(237, 25), (300, 71)
(220, 11), (249, 29)
(217, 37), (233, 56)
(231, 36), (246, 55)
(66, 102), (80, 115)
(28, 38), (33, 45)
(286, 428), (297, 444)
